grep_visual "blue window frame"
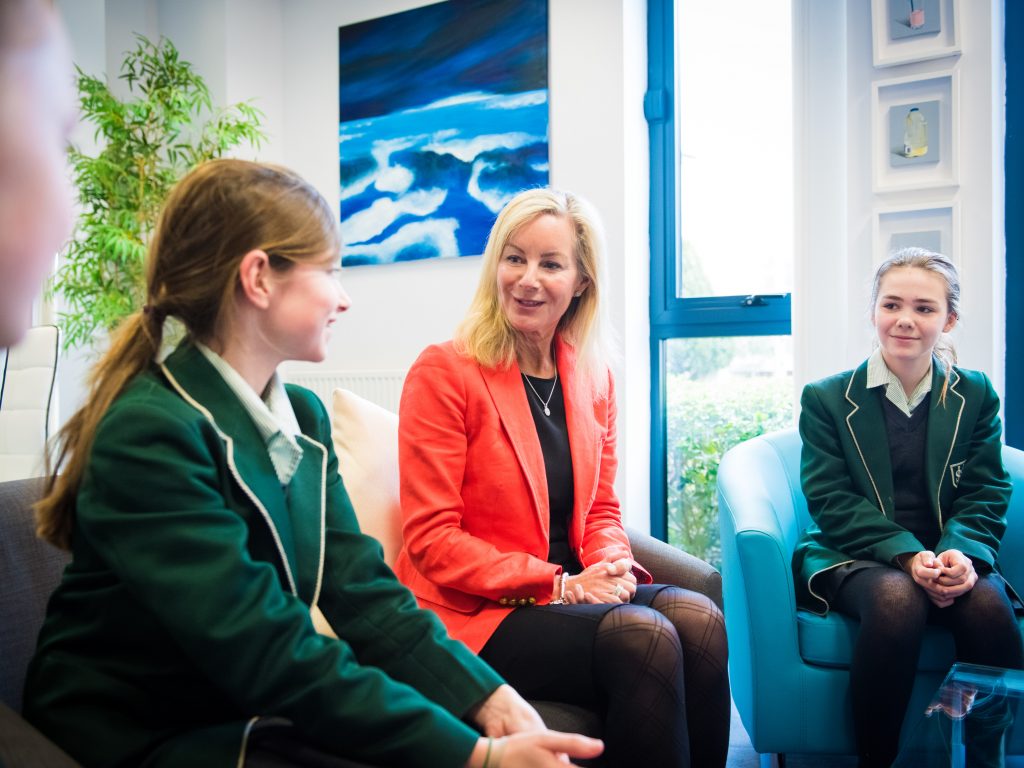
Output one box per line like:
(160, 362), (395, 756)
(1007, 0), (1022, 448)
(646, 0), (791, 539)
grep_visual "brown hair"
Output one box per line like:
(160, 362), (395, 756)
(36, 159), (340, 548)
(871, 247), (960, 404)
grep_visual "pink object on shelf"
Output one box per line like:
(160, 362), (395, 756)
(909, 9), (925, 29)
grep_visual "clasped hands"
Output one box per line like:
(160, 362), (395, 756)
(903, 549), (978, 608)
(553, 558), (637, 605)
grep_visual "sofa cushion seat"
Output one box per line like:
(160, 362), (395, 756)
(795, 609), (1024, 671)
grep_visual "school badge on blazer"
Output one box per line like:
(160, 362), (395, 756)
(949, 460), (965, 488)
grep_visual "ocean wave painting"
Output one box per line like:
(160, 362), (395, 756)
(338, 0), (549, 267)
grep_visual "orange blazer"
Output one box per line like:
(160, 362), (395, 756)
(395, 338), (652, 653)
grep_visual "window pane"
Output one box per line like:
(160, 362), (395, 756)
(675, 0), (793, 299)
(665, 336), (794, 568)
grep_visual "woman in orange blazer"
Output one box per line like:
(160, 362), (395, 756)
(396, 189), (730, 768)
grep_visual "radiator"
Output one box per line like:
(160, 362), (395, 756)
(283, 369), (407, 413)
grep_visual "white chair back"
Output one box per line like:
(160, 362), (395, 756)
(0, 325), (60, 482)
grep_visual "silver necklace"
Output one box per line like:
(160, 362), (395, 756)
(523, 370), (558, 416)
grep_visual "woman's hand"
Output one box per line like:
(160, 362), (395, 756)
(564, 559), (636, 605)
(469, 684), (546, 737)
(466, 733), (604, 767)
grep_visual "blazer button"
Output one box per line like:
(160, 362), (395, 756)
(499, 597), (509, 606)
(517, 598), (527, 606)
(528, 597), (537, 605)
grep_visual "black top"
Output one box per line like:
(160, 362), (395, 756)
(522, 373), (580, 573)
(882, 390), (939, 551)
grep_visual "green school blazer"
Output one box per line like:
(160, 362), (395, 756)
(23, 342), (502, 768)
(792, 358), (1013, 615)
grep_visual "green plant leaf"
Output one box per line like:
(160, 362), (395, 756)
(51, 33), (266, 349)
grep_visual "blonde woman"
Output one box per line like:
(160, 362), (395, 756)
(396, 188), (730, 767)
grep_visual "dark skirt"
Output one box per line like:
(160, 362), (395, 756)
(243, 718), (381, 768)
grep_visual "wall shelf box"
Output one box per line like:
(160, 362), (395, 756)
(871, 0), (961, 68)
(871, 69), (959, 193)
(872, 201), (961, 267)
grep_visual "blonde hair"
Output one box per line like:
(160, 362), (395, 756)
(455, 188), (611, 395)
(871, 247), (960, 404)
(37, 159), (340, 549)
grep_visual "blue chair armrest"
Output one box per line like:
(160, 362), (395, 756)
(718, 431), (809, 740)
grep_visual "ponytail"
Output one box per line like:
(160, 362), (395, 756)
(933, 337), (957, 406)
(36, 309), (164, 549)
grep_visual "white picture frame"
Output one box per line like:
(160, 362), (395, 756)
(871, 0), (960, 68)
(872, 69), (959, 193)
(873, 201), (961, 267)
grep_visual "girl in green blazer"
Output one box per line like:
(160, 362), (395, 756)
(24, 160), (601, 768)
(792, 249), (1022, 768)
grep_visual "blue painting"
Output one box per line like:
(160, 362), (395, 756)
(338, 0), (550, 267)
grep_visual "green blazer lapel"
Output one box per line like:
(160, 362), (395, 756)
(844, 360), (894, 515)
(288, 434), (328, 607)
(926, 364), (966, 524)
(160, 343), (301, 597)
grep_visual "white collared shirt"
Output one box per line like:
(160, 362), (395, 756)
(196, 343), (303, 486)
(866, 347), (932, 417)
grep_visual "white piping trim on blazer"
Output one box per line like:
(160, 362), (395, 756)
(844, 373), (887, 515)
(235, 716), (260, 768)
(934, 368), (965, 532)
(804, 559), (855, 616)
(161, 363), (299, 596)
(296, 433), (328, 611)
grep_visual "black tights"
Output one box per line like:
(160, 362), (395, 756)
(480, 584), (730, 768)
(832, 567), (1023, 768)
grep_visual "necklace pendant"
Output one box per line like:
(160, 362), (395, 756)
(543, 406), (551, 417)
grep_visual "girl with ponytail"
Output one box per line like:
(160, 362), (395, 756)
(25, 159), (601, 768)
(793, 248), (1022, 767)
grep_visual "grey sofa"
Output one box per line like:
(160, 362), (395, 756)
(0, 477), (79, 767)
(0, 476), (721, 766)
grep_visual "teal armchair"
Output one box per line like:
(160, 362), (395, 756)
(717, 428), (1024, 766)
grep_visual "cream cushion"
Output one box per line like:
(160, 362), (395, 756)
(329, 388), (402, 567)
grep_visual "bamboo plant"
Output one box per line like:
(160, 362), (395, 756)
(52, 35), (265, 349)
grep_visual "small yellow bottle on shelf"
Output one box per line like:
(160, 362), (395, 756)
(903, 107), (928, 158)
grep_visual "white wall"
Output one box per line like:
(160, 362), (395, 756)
(795, 0), (1006, 398)
(283, 0), (651, 529)
(54, 0), (1004, 529)
(54, 0), (652, 530)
